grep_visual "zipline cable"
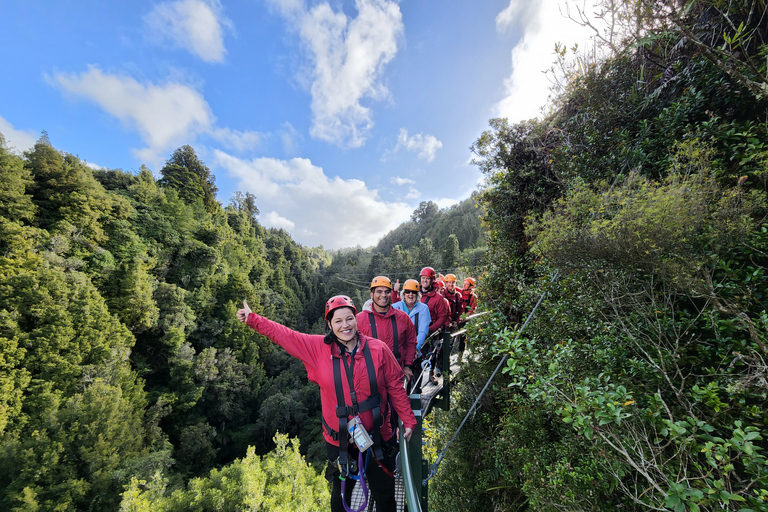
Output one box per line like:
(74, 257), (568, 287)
(422, 270), (560, 485)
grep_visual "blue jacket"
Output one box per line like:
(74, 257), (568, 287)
(392, 300), (431, 353)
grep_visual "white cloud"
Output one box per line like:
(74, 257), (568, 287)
(279, 121), (302, 156)
(391, 176), (414, 186)
(495, 0), (540, 32)
(144, 0), (231, 63)
(50, 66), (261, 165)
(263, 211), (296, 230)
(0, 116), (36, 153)
(494, 0), (597, 122)
(51, 66), (213, 164)
(405, 187), (420, 200)
(210, 127), (263, 151)
(395, 128), (442, 162)
(435, 197), (459, 209)
(213, 150), (412, 248)
(267, 0), (403, 148)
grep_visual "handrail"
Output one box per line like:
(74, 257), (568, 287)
(400, 422), (424, 512)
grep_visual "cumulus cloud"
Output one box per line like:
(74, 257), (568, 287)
(267, 0), (403, 148)
(50, 66), (261, 165)
(0, 116), (36, 152)
(51, 66), (213, 163)
(210, 127), (263, 151)
(405, 187), (420, 200)
(391, 176), (414, 186)
(494, 0), (596, 122)
(213, 150), (412, 248)
(394, 128), (442, 162)
(434, 197), (459, 209)
(279, 121), (302, 156)
(263, 211), (296, 230)
(144, 0), (232, 63)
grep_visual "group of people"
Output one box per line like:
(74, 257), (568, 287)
(236, 267), (478, 512)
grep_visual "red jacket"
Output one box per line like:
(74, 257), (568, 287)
(421, 289), (450, 334)
(246, 313), (417, 446)
(356, 307), (418, 369)
(444, 288), (462, 324)
(461, 290), (478, 316)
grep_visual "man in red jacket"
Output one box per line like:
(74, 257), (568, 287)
(419, 266), (450, 382)
(443, 273), (462, 328)
(356, 276), (417, 383)
(237, 296), (415, 512)
(419, 266), (449, 334)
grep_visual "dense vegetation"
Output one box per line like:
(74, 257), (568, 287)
(6, 0), (767, 510)
(0, 138), (340, 510)
(0, 131), (484, 510)
(428, 0), (768, 511)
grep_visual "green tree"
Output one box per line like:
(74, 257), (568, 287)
(120, 434), (328, 512)
(442, 234), (460, 269)
(0, 134), (36, 222)
(411, 200), (438, 224)
(417, 237), (437, 268)
(158, 146), (219, 214)
(25, 136), (114, 244)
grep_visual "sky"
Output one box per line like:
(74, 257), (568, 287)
(0, 0), (598, 250)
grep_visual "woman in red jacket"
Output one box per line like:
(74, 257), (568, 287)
(237, 295), (415, 512)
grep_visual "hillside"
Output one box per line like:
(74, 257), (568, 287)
(428, 1), (768, 511)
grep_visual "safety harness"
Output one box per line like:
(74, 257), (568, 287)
(322, 340), (386, 464)
(367, 312), (400, 363)
(322, 339), (390, 512)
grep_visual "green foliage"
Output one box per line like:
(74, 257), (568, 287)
(158, 146), (219, 214)
(119, 434), (328, 512)
(448, 3), (768, 510)
(0, 139), (332, 510)
(0, 135), (36, 222)
(528, 149), (764, 288)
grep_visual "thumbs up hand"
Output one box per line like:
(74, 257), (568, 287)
(237, 300), (252, 323)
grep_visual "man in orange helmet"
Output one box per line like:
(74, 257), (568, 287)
(356, 276), (418, 383)
(443, 274), (462, 328)
(460, 277), (478, 317)
(457, 277), (479, 357)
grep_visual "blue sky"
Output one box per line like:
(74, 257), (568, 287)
(1, 0), (595, 249)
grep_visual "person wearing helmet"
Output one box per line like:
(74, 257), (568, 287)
(419, 267), (451, 382)
(237, 296), (415, 512)
(392, 279), (431, 356)
(356, 276), (418, 383)
(461, 277), (478, 317)
(436, 274), (446, 296)
(392, 279), (432, 392)
(419, 267), (450, 335)
(443, 274), (462, 327)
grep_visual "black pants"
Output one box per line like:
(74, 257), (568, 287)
(325, 437), (398, 512)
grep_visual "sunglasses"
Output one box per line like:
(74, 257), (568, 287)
(403, 290), (418, 295)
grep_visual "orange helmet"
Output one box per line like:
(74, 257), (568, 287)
(444, 274), (457, 282)
(464, 277), (476, 288)
(402, 279), (420, 293)
(370, 276), (392, 290)
(420, 267), (436, 279)
(325, 295), (357, 321)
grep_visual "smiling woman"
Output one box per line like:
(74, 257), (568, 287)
(237, 295), (415, 512)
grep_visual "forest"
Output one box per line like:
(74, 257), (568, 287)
(427, 0), (768, 511)
(2, 0), (768, 510)
(0, 133), (483, 510)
